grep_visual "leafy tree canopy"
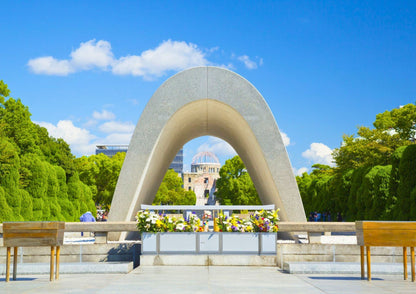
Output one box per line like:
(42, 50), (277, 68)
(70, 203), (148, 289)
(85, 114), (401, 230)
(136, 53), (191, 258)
(333, 103), (416, 172)
(374, 103), (416, 141)
(0, 80), (10, 104)
(153, 169), (196, 205)
(0, 80), (95, 222)
(215, 155), (261, 205)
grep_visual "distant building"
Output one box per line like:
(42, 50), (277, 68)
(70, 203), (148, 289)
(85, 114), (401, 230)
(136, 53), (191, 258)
(96, 145), (129, 158)
(183, 151), (221, 206)
(96, 145), (183, 175)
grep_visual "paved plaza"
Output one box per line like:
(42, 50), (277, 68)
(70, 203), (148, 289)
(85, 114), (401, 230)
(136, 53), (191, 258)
(1, 266), (415, 294)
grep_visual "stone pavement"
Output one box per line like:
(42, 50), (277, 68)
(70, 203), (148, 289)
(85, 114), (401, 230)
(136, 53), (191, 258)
(1, 266), (415, 294)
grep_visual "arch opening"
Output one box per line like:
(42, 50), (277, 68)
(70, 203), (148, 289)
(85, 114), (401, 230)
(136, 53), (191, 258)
(125, 99), (287, 220)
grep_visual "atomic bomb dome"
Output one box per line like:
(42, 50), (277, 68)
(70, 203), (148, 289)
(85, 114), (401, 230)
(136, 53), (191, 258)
(183, 151), (221, 205)
(192, 151), (220, 164)
(191, 151), (221, 173)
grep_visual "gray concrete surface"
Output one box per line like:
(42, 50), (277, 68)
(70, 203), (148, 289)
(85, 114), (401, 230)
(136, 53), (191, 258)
(0, 242), (141, 265)
(0, 262), (133, 275)
(277, 244), (412, 268)
(284, 262), (414, 275)
(140, 254), (277, 266)
(1, 266), (415, 293)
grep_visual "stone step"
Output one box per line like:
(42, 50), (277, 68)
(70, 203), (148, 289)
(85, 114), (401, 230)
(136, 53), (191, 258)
(0, 262), (133, 275)
(140, 254), (277, 266)
(284, 262), (413, 275)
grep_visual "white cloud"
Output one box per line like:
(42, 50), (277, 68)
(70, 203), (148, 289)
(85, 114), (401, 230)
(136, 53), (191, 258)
(112, 40), (210, 79)
(196, 137), (237, 158)
(100, 133), (133, 145)
(36, 120), (97, 156)
(36, 118), (135, 157)
(27, 56), (74, 76)
(281, 132), (290, 146)
(294, 167), (309, 176)
(98, 121), (135, 133)
(302, 143), (335, 166)
(238, 55), (259, 69)
(93, 109), (116, 120)
(28, 39), (261, 78)
(70, 40), (113, 70)
(28, 40), (113, 75)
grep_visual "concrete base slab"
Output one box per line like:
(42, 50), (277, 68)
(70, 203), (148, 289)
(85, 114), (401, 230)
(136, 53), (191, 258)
(140, 255), (277, 266)
(0, 262), (133, 275)
(284, 262), (413, 275)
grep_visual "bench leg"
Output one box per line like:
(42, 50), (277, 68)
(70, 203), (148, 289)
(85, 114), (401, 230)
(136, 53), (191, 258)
(411, 247), (415, 282)
(50, 246), (55, 281)
(404, 247), (408, 280)
(56, 246), (60, 280)
(360, 246), (365, 279)
(366, 246), (371, 281)
(13, 247), (18, 281)
(6, 247), (11, 282)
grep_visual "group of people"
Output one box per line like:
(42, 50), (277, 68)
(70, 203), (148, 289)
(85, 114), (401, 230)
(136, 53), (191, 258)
(308, 211), (343, 222)
(96, 210), (108, 221)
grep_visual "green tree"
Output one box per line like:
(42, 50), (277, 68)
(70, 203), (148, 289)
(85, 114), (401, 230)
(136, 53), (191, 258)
(0, 98), (39, 155)
(297, 164), (340, 217)
(358, 165), (392, 220)
(396, 145), (416, 220)
(0, 80), (10, 104)
(0, 186), (14, 221)
(0, 80), (96, 222)
(374, 103), (416, 141)
(386, 146), (407, 218)
(215, 156), (261, 205)
(153, 169), (196, 205)
(75, 152), (125, 205)
(333, 103), (416, 173)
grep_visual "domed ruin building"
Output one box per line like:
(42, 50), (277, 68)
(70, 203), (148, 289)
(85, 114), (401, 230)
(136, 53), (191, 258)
(183, 151), (221, 206)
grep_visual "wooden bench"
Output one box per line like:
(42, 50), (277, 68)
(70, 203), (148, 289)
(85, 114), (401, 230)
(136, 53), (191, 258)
(3, 222), (65, 282)
(356, 221), (416, 281)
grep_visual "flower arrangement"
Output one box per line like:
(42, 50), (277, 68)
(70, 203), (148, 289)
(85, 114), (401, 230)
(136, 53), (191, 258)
(249, 209), (279, 232)
(136, 210), (204, 232)
(215, 214), (254, 232)
(136, 210), (164, 232)
(216, 209), (279, 232)
(136, 209), (279, 233)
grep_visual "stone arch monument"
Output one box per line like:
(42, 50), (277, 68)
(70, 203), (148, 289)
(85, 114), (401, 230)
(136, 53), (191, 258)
(108, 67), (306, 228)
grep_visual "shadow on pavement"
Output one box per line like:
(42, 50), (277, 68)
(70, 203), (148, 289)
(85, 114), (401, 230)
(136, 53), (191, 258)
(0, 277), (37, 282)
(308, 276), (383, 281)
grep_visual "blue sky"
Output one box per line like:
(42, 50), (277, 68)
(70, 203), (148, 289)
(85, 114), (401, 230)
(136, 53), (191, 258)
(1, 1), (415, 174)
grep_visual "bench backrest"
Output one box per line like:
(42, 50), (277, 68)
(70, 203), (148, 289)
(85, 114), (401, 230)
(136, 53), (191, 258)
(3, 222), (65, 247)
(356, 221), (416, 247)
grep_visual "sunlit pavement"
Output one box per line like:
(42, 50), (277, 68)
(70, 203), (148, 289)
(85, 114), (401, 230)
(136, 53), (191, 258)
(1, 266), (415, 294)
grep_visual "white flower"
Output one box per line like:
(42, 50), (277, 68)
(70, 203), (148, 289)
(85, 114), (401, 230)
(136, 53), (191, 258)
(176, 223), (185, 230)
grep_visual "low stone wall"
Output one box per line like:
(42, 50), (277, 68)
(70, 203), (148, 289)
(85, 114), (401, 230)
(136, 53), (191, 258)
(140, 255), (277, 266)
(1, 241), (412, 269)
(277, 244), (411, 268)
(0, 243), (140, 267)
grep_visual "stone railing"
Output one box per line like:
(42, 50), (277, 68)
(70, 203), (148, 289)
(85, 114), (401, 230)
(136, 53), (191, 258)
(1, 221), (355, 244)
(278, 222), (355, 232)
